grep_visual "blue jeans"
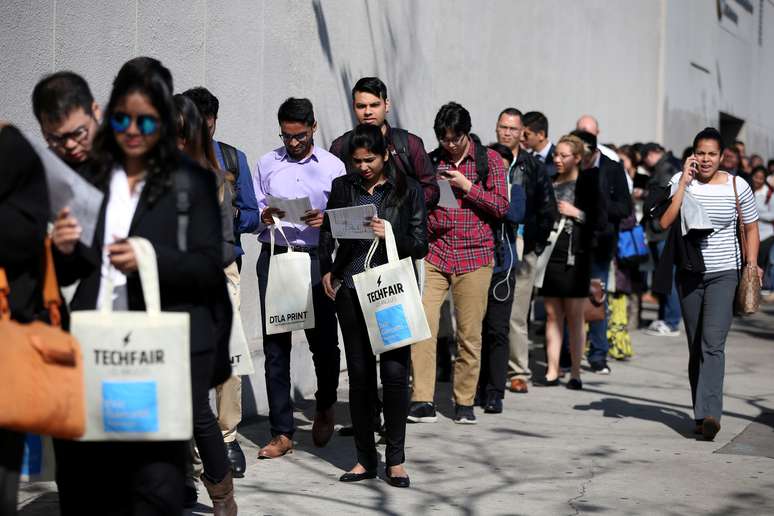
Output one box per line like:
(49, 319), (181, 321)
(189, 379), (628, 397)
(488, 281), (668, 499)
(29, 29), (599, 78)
(656, 239), (682, 330)
(587, 260), (610, 364)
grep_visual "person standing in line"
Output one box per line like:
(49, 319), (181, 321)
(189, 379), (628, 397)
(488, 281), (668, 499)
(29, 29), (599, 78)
(183, 86), (259, 479)
(253, 98), (344, 458)
(32, 71), (100, 171)
(50, 57), (236, 516)
(535, 135), (606, 390)
(319, 124), (427, 488)
(750, 166), (774, 271)
(0, 124), (51, 516)
(329, 76), (439, 207)
(408, 102), (509, 425)
(576, 114), (620, 163)
(571, 128), (632, 374)
(520, 111), (556, 176)
(641, 143), (683, 337)
(495, 108), (557, 394)
(653, 127), (760, 441)
(475, 143), (526, 413)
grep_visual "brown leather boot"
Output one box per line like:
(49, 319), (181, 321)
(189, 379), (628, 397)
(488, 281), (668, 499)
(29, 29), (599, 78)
(202, 471), (238, 516)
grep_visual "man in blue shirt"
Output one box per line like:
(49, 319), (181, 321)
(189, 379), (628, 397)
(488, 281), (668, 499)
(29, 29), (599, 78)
(183, 87), (260, 481)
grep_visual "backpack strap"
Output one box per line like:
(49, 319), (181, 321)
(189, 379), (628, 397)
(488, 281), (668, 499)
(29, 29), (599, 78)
(387, 128), (414, 179)
(174, 168), (191, 251)
(218, 141), (239, 180)
(468, 134), (489, 186)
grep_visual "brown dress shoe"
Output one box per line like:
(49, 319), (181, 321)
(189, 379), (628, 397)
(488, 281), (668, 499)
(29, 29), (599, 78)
(312, 407), (335, 447)
(258, 435), (293, 459)
(702, 417), (721, 441)
(509, 378), (529, 393)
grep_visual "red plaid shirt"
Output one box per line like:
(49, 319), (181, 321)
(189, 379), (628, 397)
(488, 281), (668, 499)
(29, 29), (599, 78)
(426, 139), (509, 274)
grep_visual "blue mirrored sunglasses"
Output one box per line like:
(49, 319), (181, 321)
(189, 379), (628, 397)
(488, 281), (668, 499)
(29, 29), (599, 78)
(110, 112), (159, 136)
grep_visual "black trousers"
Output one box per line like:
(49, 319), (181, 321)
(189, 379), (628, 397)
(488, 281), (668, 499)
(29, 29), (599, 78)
(336, 287), (410, 469)
(0, 429), (24, 516)
(53, 351), (227, 515)
(257, 245), (340, 437)
(478, 270), (516, 399)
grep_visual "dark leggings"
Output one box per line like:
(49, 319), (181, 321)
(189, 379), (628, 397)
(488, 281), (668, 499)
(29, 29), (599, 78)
(336, 287), (410, 470)
(191, 350), (230, 484)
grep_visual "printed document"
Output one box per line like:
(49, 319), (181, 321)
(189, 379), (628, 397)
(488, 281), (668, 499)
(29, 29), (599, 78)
(327, 204), (377, 239)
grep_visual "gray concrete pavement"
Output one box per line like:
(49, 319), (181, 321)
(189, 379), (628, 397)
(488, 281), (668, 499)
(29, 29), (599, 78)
(19, 303), (774, 515)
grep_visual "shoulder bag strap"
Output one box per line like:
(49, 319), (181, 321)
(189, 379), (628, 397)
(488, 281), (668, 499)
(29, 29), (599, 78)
(174, 169), (191, 252)
(732, 175), (748, 265)
(42, 238), (63, 327)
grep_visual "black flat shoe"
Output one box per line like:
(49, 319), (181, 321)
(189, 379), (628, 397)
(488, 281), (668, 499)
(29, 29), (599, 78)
(566, 378), (583, 390)
(385, 467), (410, 488)
(532, 377), (560, 387)
(339, 470), (377, 482)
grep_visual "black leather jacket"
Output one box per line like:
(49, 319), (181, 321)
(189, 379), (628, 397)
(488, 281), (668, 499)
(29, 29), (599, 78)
(319, 165), (428, 278)
(515, 151), (557, 255)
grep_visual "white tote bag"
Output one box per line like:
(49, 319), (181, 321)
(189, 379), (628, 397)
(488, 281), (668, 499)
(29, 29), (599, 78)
(264, 220), (315, 335)
(70, 237), (192, 441)
(225, 264), (254, 376)
(533, 217), (566, 289)
(353, 221), (431, 355)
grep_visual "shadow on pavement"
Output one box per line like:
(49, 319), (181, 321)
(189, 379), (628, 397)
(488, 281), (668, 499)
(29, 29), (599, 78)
(573, 397), (696, 437)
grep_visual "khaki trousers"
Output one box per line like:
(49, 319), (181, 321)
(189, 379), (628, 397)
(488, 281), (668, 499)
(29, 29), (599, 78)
(218, 263), (243, 442)
(411, 262), (492, 406)
(507, 242), (537, 380)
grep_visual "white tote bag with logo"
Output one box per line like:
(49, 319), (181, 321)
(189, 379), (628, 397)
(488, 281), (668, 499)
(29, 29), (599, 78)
(353, 221), (431, 355)
(264, 220), (315, 335)
(70, 237), (192, 441)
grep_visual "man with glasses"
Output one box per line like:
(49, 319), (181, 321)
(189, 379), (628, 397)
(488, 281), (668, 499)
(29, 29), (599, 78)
(409, 102), (509, 425)
(32, 71), (100, 169)
(253, 98), (344, 459)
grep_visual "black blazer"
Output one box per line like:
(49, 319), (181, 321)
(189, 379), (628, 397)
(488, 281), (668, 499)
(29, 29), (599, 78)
(0, 126), (49, 323)
(595, 154), (633, 262)
(55, 159), (228, 354)
(562, 166), (608, 255)
(319, 165), (428, 279)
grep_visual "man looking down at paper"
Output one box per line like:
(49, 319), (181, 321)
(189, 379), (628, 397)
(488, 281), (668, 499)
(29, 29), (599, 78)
(319, 123), (427, 488)
(252, 98), (345, 459)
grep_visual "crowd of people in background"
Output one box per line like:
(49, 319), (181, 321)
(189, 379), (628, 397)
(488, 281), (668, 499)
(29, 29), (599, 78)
(1, 57), (769, 515)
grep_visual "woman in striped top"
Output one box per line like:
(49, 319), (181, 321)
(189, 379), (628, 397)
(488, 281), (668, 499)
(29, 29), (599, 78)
(659, 127), (760, 441)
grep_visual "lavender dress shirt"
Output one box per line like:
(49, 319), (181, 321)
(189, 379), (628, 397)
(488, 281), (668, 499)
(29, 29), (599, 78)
(253, 145), (346, 247)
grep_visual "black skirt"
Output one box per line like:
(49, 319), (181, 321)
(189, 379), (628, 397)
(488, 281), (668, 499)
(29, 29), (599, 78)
(540, 231), (591, 298)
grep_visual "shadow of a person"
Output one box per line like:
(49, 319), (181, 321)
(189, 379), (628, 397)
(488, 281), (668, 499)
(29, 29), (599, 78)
(574, 397), (697, 438)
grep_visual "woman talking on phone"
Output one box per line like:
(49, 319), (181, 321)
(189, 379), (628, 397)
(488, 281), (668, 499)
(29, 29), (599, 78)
(652, 127), (760, 441)
(320, 124), (427, 488)
(51, 57), (235, 515)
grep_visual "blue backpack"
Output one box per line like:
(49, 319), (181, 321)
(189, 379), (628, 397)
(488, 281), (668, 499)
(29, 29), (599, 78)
(617, 225), (649, 265)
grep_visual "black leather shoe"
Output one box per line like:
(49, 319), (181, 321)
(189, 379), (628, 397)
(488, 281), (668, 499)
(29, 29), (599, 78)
(566, 378), (583, 390)
(340, 470), (377, 482)
(226, 441), (246, 478)
(484, 394), (503, 414)
(385, 467), (410, 488)
(532, 377), (560, 387)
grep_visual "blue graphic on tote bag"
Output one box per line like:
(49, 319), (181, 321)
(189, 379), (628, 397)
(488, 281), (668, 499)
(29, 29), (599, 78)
(375, 305), (411, 345)
(102, 381), (159, 432)
(21, 434), (43, 476)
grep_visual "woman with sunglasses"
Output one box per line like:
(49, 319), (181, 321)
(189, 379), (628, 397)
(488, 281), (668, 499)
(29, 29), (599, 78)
(320, 124), (427, 488)
(51, 57), (236, 516)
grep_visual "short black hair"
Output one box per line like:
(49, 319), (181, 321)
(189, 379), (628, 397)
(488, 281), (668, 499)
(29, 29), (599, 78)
(433, 102), (471, 139)
(570, 129), (597, 152)
(277, 97), (315, 126)
(32, 71), (94, 125)
(498, 107), (523, 120)
(734, 139), (745, 146)
(487, 142), (514, 165)
(352, 77), (388, 101)
(693, 127), (725, 153)
(182, 87), (219, 119)
(521, 111), (548, 137)
(751, 165), (767, 177)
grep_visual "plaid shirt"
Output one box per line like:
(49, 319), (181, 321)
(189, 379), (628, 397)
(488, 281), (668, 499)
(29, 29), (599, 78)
(426, 139), (509, 274)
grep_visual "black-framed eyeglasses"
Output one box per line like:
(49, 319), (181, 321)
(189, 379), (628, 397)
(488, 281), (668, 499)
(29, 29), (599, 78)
(279, 131), (310, 144)
(439, 133), (466, 146)
(45, 125), (91, 149)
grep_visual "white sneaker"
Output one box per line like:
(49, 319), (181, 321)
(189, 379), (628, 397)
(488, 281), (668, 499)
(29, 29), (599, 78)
(644, 320), (681, 337)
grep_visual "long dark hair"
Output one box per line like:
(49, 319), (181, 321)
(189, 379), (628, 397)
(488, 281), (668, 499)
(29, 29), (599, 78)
(348, 123), (406, 198)
(90, 57), (179, 204)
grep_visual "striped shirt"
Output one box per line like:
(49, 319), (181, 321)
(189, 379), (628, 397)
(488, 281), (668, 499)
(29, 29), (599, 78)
(669, 172), (758, 272)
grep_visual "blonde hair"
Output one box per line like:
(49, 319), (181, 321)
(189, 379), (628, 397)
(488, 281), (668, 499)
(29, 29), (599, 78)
(556, 134), (586, 158)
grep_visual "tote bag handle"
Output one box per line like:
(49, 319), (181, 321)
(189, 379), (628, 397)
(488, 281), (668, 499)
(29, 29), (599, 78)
(364, 220), (399, 271)
(269, 215), (294, 256)
(98, 237), (161, 316)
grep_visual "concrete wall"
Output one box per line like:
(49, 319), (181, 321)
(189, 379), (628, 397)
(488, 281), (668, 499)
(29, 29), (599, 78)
(1, 0), (771, 416)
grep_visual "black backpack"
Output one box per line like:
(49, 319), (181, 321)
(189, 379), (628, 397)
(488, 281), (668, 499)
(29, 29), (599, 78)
(218, 141), (239, 180)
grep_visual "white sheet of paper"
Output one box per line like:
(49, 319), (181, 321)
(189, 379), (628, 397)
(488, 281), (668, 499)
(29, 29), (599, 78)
(327, 204), (377, 239)
(437, 179), (458, 209)
(266, 195), (313, 225)
(30, 138), (104, 246)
